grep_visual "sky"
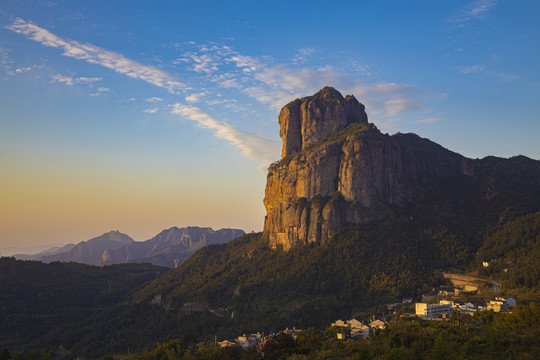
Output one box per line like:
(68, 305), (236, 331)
(1, 0), (539, 251)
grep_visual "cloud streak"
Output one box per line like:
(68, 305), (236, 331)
(457, 65), (485, 74)
(457, 65), (520, 82)
(450, 0), (498, 24)
(50, 73), (102, 85)
(171, 104), (281, 168)
(177, 44), (428, 126)
(417, 117), (442, 124)
(6, 18), (184, 92)
(145, 97), (163, 102)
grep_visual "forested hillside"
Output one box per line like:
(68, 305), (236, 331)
(0, 259), (167, 353)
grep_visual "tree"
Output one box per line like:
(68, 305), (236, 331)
(261, 332), (296, 360)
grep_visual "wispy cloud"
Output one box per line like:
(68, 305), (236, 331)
(457, 65), (485, 74)
(15, 66), (31, 73)
(186, 46), (425, 121)
(6, 18), (184, 92)
(78, 77), (102, 84)
(145, 97), (163, 102)
(50, 73), (109, 96)
(488, 72), (520, 82)
(465, 0), (497, 19)
(450, 0), (498, 24)
(50, 73), (102, 85)
(185, 92), (207, 103)
(457, 65), (520, 82)
(9, 21), (433, 164)
(292, 48), (315, 64)
(417, 117), (442, 124)
(90, 87), (111, 96)
(171, 104), (280, 168)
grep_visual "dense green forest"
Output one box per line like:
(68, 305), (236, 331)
(477, 211), (540, 291)
(0, 259), (167, 353)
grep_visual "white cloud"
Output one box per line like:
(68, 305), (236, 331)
(466, 0), (497, 18)
(457, 65), (520, 82)
(292, 47), (315, 64)
(185, 92), (206, 103)
(50, 73), (103, 86)
(227, 54), (259, 72)
(244, 86), (300, 111)
(417, 117), (442, 124)
(145, 97), (163, 102)
(450, 0), (498, 24)
(183, 45), (425, 121)
(15, 67), (31, 73)
(171, 104), (280, 167)
(97, 87), (110, 92)
(144, 108), (159, 114)
(50, 74), (74, 85)
(76, 76), (102, 84)
(177, 53), (220, 74)
(349, 61), (371, 76)
(6, 18), (184, 92)
(384, 99), (421, 116)
(457, 65), (485, 74)
(489, 72), (520, 82)
(243, 64), (424, 119)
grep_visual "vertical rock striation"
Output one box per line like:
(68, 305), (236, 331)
(263, 87), (464, 250)
(279, 86), (368, 158)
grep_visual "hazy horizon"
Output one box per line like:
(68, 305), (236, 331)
(1, 0), (539, 248)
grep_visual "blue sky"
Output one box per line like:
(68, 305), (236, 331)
(1, 0), (539, 249)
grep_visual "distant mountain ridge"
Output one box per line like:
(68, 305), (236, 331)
(15, 227), (245, 268)
(102, 227), (245, 268)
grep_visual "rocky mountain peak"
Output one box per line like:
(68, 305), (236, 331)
(264, 87), (466, 250)
(279, 86), (368, 158)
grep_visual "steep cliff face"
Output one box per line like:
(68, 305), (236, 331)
(264, 87), (464, 250)
(279, 86), (368, 158)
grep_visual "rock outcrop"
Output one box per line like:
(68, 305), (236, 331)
(263, 87), (465, 250)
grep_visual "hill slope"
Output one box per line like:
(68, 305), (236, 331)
(0, 258), (167, 354)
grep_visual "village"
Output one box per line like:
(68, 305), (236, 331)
(216, 276), (517, 351)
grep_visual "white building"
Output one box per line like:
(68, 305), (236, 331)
(369, 319), (386, 331)
(487, 297), (516, 312)
(347, 319), (363, 330)
(234, 333), (262, 349)
(354, 325), (371, 338)
(498, 297), (516, 308)
(460, 302), (476, 314)
(331, 319), (348, 328)
(415, 303), (452, 319)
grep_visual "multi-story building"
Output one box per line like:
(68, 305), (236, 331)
(415, 303), (452, 319)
